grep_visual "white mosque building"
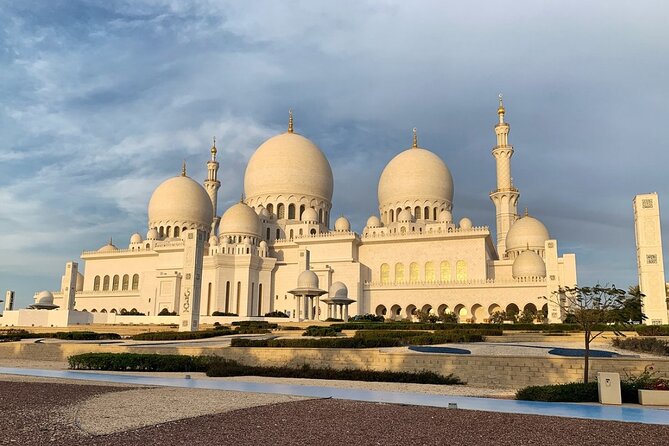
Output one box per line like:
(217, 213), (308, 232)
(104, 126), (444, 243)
(19, 99), (577, 325)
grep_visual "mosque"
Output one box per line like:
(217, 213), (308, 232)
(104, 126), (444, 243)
(21, 98), (578, 325)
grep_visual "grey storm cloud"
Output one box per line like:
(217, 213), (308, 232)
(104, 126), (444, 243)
(1, 0), (668, 307)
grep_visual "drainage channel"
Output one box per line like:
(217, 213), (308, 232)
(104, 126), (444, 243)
(1, 367), (667, 425)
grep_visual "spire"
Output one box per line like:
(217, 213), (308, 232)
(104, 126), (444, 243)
(288, 109), (294, 133)
(182, 160), (187, 177)
(524, 207), (529, 217)
(412, 127), (418, 148)
(109, 237), (113, 245)
(240, 193), (245, 203)
(497, 93), (505, 124)
(210, 136), (217, 160)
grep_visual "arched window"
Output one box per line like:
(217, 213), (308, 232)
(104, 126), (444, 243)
(236, 281), (241, 315)
(299, 204), (305, 220)
(319, 209), (323, 223)
(395, 263), (404, 283)
(121, 274), (129, 290)
(112, 275), (119, 291)
(267, 203), (273, 216)
(276, 228), (281, 239)
(440, 261), (451, 282)
(93, 276), (101, 291)
(409, 262), (419, 283)
(174, 226), (180, 237)
(397, 207), (402, 218)
(433, 207), (438, 220)
(325, 211), (329, 225)
(111, 308), (117, 314)
(225, 281), (231, 313)
(131, 274), (139, 290)
(389, 209), (394, 222)
(103, 275), (110, 291)
(277, 203), (285, 219)
(380, 263), (390, 284)
(145, 243), (150, 249)
(425, 262), (435, 282)
(310, 228), (316, 235)
(288, 204), (296, 219)
(101, 308), (107, 313)
(266, 227), (270, 240)
(299, 228), (303, 236)
(456, 260), (467, 281)
(289, 229), (294, 239)
(182, 226), (187, 234)
(258, 283), (263, 317)
(424, 206), (430, 220)
(159, 226), (164, 237)
(166, 226), (171, 237)
(414, 206), (421, 219)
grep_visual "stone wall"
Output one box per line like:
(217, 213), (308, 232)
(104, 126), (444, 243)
(2, 342), (667, 388)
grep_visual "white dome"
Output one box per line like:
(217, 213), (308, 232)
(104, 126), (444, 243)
(97, 241), (119, 252)
(302, 207), (319, 223)
(512, 250), (547, 278)
(221, 236), (232, 245)
(208, 235), (219, 245)
(257, 206), (270, 220)
(334, 216), (350, 232)
(397, 209), (414, 223)
(506, 214), (549, 254)
(459, 217), (472, 230)
(130, 233), (143, 244)
(438, 210), (452, 223)
(148, 175), (213, 230)
(328, 281), (348, 299)
(244, 132), (333, 203)
(378, 147), (453, 211)
(35, 290), (54, 305)
(220, 202), (261, 237)
(146, 228), (160, 240)
(366, 215), (382, 228)
(259, 240), (268, 248)
(297, 270), (319, 289)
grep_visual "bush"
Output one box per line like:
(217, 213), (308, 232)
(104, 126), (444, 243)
(348, 314), (385, 322)
(278, 326), (303, 331)
(612, 337), (669, 356)
(211, 311), (238, 316)
(515, 379), (651, 404)
(303, 326), (342, 337)
(635, 325), (669, 336)
(68, 353), (218, 372)
(158, 308), (177, 316)
(131, 329), (234, 341)
(325, 318), (343, 322)
(264, 311), (289, 318)
(440, 313), (459, 323)
(120, 309), (145, 316)
(1, 330), (120, 342)
(234, 327), (272, 334)
(231, 321), (278, 329)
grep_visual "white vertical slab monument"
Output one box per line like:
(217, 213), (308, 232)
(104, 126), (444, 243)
(4, 290), (15, 312)
(633, 193), (669, 325)
(179, 229), (206, 332)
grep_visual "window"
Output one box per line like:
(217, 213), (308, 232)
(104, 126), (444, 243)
(289, 229), (294, 239)
(288, 204), (295, 219)
(112, 275), (119, 291)
(174, 226), (180, 237)
(424, 206), (430, 220)
(236, 281), (241, 315)
(93, 276), (101, 291)
(266, 227), (270, 240)
(267, 203), (273, 216)
(225, 281), (230, 313)
(276, 228), (281, 239)
(131, 274), (139, 290)
(409, 262), (419, 283)
(389, 209), (394, 222)
(456, 260), (467, 281)
(440, 261), (451, 282)
(277, 203), (285, 219)
(299, 204), (305, 220)
(425, 262), (435, 282)
(395, 263), (405, 283)
(414, 206), (421, 219)
(310, 228), (316, 235)
(319, 209), (323, 223)
(103, 275), (110, 291)
(380, 263), (390, 284)
(258, 284), (263, 317)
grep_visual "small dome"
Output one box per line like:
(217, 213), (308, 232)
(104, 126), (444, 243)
(148, 175), (214, 230)
(459, 218), (472, 230)
(208, 235), (219, 245)
(397, 209), (414, 223)
(221, 236), (232, 245)
(257, 206), (271, 220)
(146, 228), (160, 240)
(35, 290), (54, 305)
(97, 241), (119, 252)
(130, 233), (143, 244)
(302, 207), (319, 223)
(512, 250), (547, 278)
(366, 215), (382, 228)
(220, 202), (261, 237)
(506, 214), (549, 254)
(259, 240), (268, 249)
(297, 270), (319, 289)
(244, 132), (334, 203)
(334, 216), (350, 232)
(438, 210), (452, 223)
(328, 281), (348, 299)
(241, 237), (252, 245)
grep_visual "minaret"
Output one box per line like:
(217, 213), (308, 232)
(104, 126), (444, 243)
(489, 95), (520, 258)
(204, 137), (221, 234)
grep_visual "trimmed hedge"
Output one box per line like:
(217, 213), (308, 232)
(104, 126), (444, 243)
(336, 322), (648, 333)
(206, 361), (462, 385)
(303, 326), (342, 337)
(131, 329), (234, 341)
(516, 381), (642, 403)
(0, 330), (121, 342)
(231, 321), (278, 329)
(68, 353), (217, 372)
(612, 337), (669, 356)
(635, 325), (669, 336)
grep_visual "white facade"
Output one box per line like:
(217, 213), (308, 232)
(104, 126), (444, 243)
(30, 101), (577, 324)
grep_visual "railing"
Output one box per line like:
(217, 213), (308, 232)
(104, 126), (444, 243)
(365, 276), (547, 287)
(362, 225), (489, 240)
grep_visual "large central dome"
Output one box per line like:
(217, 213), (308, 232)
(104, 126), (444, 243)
(148, 175), (214, 233)
(244, 131), (333, 203)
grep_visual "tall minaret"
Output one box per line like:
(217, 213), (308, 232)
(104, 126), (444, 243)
(489, 95), (520, 258)
(205, 137), (221, 234)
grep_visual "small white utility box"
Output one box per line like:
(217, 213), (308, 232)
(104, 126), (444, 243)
(597, 372), (622, 405)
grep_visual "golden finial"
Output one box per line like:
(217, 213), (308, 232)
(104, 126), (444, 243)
(524, 207), (529, 217)
(182, 160), (187, 176)
(211, 136), (217, 159)
(412, 127), (418, 148)
(109, 237), (113, 245)
(288, 109), (294, 133)
(497, 93), (506, 123)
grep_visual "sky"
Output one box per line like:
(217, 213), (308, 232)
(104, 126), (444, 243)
(1, 0), (668, 308)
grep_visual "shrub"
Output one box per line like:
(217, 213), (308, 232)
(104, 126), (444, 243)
(131, 329), (234, 341)
(348, 314), (384, 322)
(325, 318), (343, 322)
(120, 309), (145, 316)
(440, 313), (459, 323)
(231, 321), (278, 329)
(303, 326), (342, 337)
(234, 328), (272, 334)
(635, 325), (669, 336)
(211, 311), (238, 316)
(278, 326), (303, 331)
(516, 379), (652, 404)
(158, 308), (177, 316)
(612, 337), (669, 356)
(264, 311), (289, 318)
(68, 353), (218, 372)
(415, 310), (440, 323)
(52, 331), (121, 340)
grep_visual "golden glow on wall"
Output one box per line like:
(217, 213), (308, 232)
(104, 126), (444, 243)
(456, 260), (467, 281)
(395, 263), (405, 283)
(409, 262), (419, 283)
(380, 263), (390, 284)
(440, 261), (451, 282)
(425, 262), (435, 282)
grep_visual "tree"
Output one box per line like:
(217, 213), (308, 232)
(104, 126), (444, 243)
(416, 309), (439, 323)
(542, 285), (630, 383)
(440, 312), (458, 323)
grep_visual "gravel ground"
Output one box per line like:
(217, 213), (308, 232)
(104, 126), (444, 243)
(1, 381), (667, 446)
